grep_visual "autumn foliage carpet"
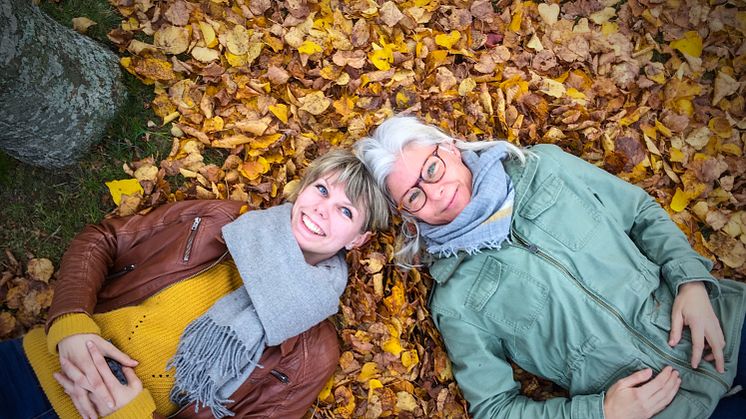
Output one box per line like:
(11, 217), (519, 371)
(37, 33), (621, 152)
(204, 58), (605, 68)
(2, 0), (745, 417)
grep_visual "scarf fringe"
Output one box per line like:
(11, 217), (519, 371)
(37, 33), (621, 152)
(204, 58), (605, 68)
(432, 240), (505, 258)
(168, 317), (263, 418)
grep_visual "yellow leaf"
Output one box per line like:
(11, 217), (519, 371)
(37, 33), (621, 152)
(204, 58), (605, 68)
(709, 116), (733, 138)
(590, 7), (616, 24)
(670, 31), (703, 58)
(669, 147), (685, 163)
(105, 179), (143, 206)
(401, 349), (419, 369)
(674, 98), (694, 116)
(458, 77), (476, 96)
(383, 336), (403, 356)
(28, 258), (54, 283)
(250, 133), (283, 150)
(192, 47), (219, 63)
(619, 107), (649, 126)
(212, 134), (252, 148)
(540, 79), (565, 98)
(269, 103), (289, 124)
(154, 25), (190, 55)
(298, 91), (331, 115)
(649, 72), (666, 84)
(368, 379), (383, 392)
(601, 22), (618, 35)
(509, 2), (523, 32)
(202, 116), (224, 133)
(641, 125), (657, 140)
(396, 391), (418, 412)
(566, 88), (587, 100)
(720, 143), (742, 156)
(199, 22), (217, 48)
(369, 43), (394, 71)
(357, 362), (379, 382)
(239, 157), (270, 180)
(297, 40), (323, 55)
(226, 25), (250, 55)
(655, 120), (673, 137)
(670, 188), (691, 212)
(225, 51), (247, 66)
(162, 111), (180, 125)
(435, 30), (461, 49)
(317, 376), (334, 402)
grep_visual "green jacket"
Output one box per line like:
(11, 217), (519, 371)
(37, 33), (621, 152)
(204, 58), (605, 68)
(429, 144), (746, 419)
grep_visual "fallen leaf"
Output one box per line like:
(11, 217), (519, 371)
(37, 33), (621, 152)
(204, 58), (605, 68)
(72, 17), (96, 33)
(27, 259), (54, 283)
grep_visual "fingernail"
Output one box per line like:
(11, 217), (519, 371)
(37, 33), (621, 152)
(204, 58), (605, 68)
(108, 402), (115, 409)
(87, 341), (94, 348)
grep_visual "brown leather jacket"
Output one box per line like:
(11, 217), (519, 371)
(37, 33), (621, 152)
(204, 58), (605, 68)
(47, 199), (339, 418)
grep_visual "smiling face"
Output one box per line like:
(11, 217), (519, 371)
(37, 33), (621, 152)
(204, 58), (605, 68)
(386, 142), (473, 225)
(290, 174), (371, 265)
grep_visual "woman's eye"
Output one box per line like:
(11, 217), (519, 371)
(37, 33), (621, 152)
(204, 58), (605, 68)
(407, 189), (421, 203)
(425, 162), (438, 178)
(341, 207), (353, 219)
(315, 184), (328, 196)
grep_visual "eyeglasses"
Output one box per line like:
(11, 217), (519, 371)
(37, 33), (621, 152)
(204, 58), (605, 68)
(396, 144), (447, 213)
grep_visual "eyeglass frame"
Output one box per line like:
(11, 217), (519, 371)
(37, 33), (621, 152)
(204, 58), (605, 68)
(395, 143), (447, 213)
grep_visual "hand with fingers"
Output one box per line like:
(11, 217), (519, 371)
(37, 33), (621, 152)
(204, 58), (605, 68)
(56, 333), (139, 412)
(54, 341), (143, 418)
(603, 366), (681, 419)
(669, 281), (726, 373)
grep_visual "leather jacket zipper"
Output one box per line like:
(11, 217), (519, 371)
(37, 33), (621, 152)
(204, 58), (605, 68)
(182, 217), (202, 262)
(510, 229), (729, 391)
(106, 264), (135, 280)
(270, 369), (290, 384)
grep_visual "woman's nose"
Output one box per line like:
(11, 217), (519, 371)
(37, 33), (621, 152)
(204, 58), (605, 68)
(421, 181), (444, 200)
(314, 204), (329, 218)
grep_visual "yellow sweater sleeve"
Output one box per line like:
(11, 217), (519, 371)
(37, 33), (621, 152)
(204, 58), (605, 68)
(104, 388), (157, 419)
(46, 312), (101, 355)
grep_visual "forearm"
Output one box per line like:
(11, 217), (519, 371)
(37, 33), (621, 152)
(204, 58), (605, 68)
(471, 392), (604, 419)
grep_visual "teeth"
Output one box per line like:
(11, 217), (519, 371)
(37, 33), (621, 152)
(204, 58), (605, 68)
(302, 214), (324, 236)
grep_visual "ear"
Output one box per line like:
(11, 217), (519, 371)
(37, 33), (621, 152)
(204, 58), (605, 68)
(345, 231), (372, 250)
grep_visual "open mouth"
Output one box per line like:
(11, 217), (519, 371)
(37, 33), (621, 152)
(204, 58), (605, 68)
(302, 214), (325, 236)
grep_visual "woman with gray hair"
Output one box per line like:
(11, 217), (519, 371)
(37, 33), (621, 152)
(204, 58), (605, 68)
(355, 115), (745, 419)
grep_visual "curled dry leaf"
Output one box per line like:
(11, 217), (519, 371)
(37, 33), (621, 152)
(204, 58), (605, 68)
(27, 258), (54, 283)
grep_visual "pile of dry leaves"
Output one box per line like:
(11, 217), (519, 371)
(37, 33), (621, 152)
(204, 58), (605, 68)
(2, 0), (745, 417)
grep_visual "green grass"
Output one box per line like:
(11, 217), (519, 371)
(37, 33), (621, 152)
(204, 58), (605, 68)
(0, 0), (169, 268)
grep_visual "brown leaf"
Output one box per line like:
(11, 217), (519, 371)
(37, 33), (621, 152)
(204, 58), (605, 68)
(27, 258), (54, 283)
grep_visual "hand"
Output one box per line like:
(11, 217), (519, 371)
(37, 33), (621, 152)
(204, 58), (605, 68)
(669, 281), (726, 372)
(55, 341), (143, 417)
(57, 334), (139, 409)
(603, 366), (681, 419)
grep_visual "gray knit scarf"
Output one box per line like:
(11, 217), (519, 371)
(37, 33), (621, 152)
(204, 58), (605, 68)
(419, 143), (515, 257)
(168, 203), (347, 418)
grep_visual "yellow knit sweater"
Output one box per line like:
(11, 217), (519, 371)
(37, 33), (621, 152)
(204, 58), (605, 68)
(23, 261), (243, 419)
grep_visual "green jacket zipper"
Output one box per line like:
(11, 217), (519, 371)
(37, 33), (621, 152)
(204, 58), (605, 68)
(510, 230), (730, 391)
(182, 217), (202, 262)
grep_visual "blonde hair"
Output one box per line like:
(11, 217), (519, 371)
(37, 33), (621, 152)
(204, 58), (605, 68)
(354, 115), (526, 267)
(288, 148), (390, 232)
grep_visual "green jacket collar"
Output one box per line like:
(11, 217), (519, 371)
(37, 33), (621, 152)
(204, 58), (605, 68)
(429, 149), (539, 284)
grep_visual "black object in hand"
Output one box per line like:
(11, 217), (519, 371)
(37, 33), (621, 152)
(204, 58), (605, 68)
(105, 357), (128, 385)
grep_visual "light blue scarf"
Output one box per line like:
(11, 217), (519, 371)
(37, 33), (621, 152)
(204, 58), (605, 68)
(419, 143), (515, 257)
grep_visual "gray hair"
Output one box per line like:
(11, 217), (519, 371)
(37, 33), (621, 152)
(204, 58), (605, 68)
(288, 148), (390, 233)
(354, 115), (526, 267)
